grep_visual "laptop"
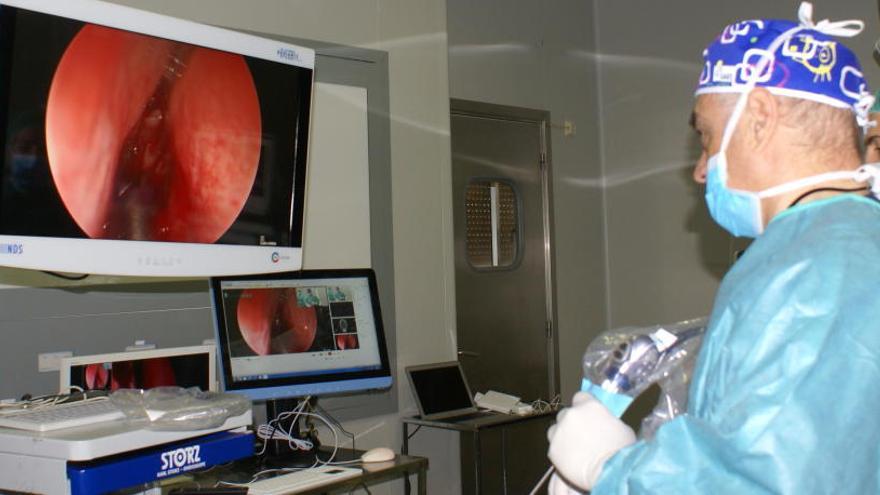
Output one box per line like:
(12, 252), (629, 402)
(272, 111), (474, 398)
(405, 361), (497, 422)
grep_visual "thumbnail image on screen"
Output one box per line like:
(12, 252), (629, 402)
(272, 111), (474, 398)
(0, 6), (311, 246)
(224, 285), (363, 357)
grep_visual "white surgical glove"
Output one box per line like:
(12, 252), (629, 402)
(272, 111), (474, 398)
(548, 472), (588, 495)
(547, 391), (636, 491)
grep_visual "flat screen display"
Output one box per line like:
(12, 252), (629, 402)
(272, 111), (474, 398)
(408, 365), (474, 415)
(211, 269), (392, 400)
(69, 354), (211, 392)
(59, 344), (217, 393)
(0, 0), (314, 276)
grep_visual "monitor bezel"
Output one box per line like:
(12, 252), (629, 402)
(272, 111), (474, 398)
(209, 268), (393, 401)
(58, 344), (217, 393)
(0, 0), (316, 276)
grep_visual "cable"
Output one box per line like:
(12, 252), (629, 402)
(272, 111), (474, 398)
(406, 425), (421, 440)
(528, 466), (555, 495)
(530, 394), (561, 414)
(219, 400), (361, 488)
(314, 401), (356, 451)
(255, 398), (313, 455)
(63, 385), (84, 394)
(0, 390), (111, 413)
(789, 186), (868, 207)
(222, 400), (343, 488)
(40, 270), (90, 281)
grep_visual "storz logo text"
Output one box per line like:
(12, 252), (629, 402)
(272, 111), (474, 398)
(276, 47), (300, 62)
(157, 446), (205, 477)
(0, 243), (23, 255)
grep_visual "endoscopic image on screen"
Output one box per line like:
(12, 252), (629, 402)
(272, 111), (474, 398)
(332, 317), (357, 334)
(224, 287), (338, 357)
(0, 7), (310, 245)
(335, 333), (360, 350)
(69, 355), (210, 392)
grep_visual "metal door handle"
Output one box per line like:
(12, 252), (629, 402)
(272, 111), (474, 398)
(458, 350), (480, 357)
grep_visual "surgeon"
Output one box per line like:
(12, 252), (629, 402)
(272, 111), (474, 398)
(547, 3), (880, 494)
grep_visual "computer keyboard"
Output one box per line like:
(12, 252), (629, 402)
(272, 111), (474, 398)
(0, 398), (126, 432)
(247, 466), (363, 495)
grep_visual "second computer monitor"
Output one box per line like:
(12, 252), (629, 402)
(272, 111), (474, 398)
(59, 345), (216, 393)
(209, 268), (392, 401)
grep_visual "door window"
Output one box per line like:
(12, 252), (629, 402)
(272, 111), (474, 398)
(464, 179), (520, 269)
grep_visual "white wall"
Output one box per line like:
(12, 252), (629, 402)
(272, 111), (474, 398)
(446, 0), (607, 400)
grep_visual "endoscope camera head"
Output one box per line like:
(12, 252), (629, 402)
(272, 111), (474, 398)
(601, 335), (662, 393)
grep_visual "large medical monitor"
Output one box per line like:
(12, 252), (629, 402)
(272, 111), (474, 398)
(0, 0), (314, 276)
(210, 269), (392, 401)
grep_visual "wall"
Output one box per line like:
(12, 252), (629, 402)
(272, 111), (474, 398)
(597, 0), (880, 328)
(0, 1), (459, 493)
(447, 0), (880, 402)
(446, 0), (607, 400)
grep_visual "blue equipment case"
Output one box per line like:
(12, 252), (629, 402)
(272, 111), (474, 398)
(67, 430), (254, 495)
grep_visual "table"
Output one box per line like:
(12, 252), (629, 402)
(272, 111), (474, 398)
(401, 410), (555, 494)
(164, 448), (428, 495)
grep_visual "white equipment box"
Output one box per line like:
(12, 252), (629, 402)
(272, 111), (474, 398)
(0, 410), (252, 494)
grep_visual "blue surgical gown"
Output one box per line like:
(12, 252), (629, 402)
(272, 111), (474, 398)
(593, 194), (880, 494)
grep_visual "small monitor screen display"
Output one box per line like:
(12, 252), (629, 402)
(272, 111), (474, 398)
(216, 273), (387, 391)
(69, 353), (210, 392)
(409, 365), (473, 415)
(0, 4), (312, 247)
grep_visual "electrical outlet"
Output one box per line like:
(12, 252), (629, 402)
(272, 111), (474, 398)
(38, 351), (72, 372)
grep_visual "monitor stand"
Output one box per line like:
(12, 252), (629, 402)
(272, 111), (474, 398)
(262, 397), (321, 466)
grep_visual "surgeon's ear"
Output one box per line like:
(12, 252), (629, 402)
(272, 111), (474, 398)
(745, 88), (778, 151)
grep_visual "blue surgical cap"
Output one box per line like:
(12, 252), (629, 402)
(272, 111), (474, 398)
(695, 3), (873, 126)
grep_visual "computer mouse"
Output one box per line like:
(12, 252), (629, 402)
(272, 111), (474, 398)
(361, 447), (395, 463)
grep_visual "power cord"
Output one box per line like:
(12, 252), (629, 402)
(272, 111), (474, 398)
(530, 394), (561, 414)
(0, 387), (108, 414)
(40, 270), (90, 281)
(529, 466), (555, 495)
(313, 401), (356, 452)
(220, 399), (345, 487)
(255, 398), (314, 454)
(406, 425), (421, 440)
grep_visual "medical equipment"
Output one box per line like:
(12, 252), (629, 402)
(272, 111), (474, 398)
(581, 318), (706, 435)
(532, 318), (707, 494)
(0, 397), (125, 432)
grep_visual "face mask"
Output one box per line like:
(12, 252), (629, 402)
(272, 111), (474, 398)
(705, 153), (761, 237)
(705, 152), (870, 238)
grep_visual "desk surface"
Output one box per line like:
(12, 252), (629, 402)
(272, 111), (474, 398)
(164, 448), (428, 495)
(402, 409), (556, 432)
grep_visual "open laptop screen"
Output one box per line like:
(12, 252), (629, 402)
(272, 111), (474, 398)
(407, 362), (475, 418)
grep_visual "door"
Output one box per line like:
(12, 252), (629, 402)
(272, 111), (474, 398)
(452, 99), (558, 403)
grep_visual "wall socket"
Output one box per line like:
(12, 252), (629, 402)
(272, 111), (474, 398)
(38, 351), (73, 372)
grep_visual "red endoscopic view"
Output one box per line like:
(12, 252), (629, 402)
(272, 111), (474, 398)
(44, 24), (262, 242)
(335, 334), (359, 350)
(236, 289), (318, 355)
